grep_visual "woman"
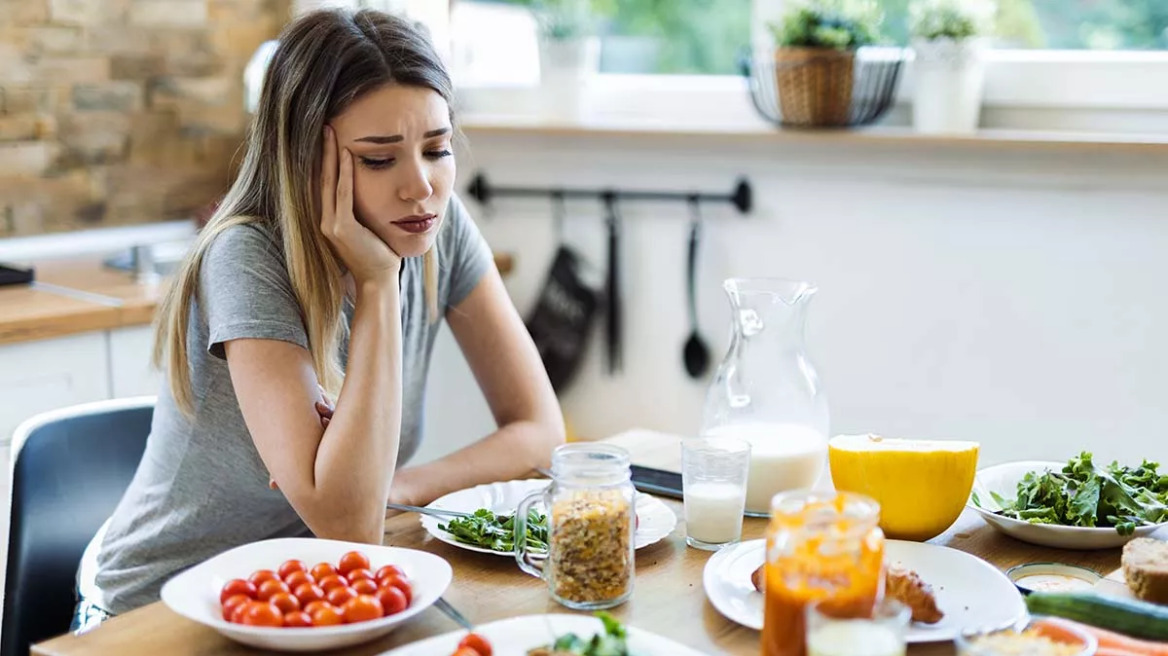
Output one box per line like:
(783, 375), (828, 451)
(73, 8), (562, 630)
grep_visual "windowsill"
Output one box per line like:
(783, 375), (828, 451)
(460, 113), (1168, 153)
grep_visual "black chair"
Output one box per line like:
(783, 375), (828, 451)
(2, 397), (154, 656)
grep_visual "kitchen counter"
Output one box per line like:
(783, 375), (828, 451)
(0, 253), (515, 347)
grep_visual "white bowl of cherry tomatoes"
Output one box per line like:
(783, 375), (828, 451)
(160, 537), (452, 651)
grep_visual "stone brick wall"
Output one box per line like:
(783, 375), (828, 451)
(0, 0), (291, 237)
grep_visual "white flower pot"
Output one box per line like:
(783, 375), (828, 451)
(538, 36), (600, 120)
(911, 37), (985, 135)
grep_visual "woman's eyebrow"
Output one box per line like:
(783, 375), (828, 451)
(354, 127), (451, 144)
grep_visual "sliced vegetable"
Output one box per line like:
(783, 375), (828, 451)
(1025, 592), (1168, 641)
(1036, 616), (1168, 656)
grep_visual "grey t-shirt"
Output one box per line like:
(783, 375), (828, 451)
(89, 196), (492, 614)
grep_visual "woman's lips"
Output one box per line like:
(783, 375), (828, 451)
(392, 215), (436, 234)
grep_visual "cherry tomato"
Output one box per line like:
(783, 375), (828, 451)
(317, 575), (347, 592)
(303, 600), (331, 616)
(326, 585), (357, 608)
(451, 649), (481, 656)
(230, 601), (251, 624)
(277, 559), (306, 580)
(458, 633), (494, 656)
(375, 585), (408, 615)
(337, 551), (370, 576)
(293, 583), (325, 606)
(220, 578), (257, 604)
(248, 569), (279, 587)
(269, 592), (300, 615)
(342, 595), (383, 623)
(310, 604), (343, 626)
(283, 610), (313, 628)
(242, 601), (283, 627)
(256, 579), (291, 602)
(283, 570), (314, 590)
(221, 594), (251, 622)
(310, 562), (337, 581)
(380, 575), (412, 606)
(375, 565), (406, 582)
(346, 568), (374, 583)
(352, 579), (379, 596)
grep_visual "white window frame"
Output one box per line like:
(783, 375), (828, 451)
(452, 0), (1168, 135)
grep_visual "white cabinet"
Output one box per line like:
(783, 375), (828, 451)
(108, 325), (161, 398)
(0, 332), (111, 447)
(0, 332), (113, 607)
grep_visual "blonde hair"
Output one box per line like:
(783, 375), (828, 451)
(154, 8), (453, 415)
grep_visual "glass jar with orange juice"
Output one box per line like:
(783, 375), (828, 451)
(763, 490), (885, 656)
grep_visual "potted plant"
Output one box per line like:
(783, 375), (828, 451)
(527, 0), (605, 119)
(768, 0), (881, 128)
(909, 0), (995, 134)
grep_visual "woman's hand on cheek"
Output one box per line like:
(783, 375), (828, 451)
(320, 125), (402, 286)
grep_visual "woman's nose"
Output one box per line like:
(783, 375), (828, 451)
(398, 159), (433, 204)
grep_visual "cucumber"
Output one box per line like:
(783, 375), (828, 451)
(1025, 592), (1168, 641)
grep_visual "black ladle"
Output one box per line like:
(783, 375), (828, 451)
(683, 197), (710, 379)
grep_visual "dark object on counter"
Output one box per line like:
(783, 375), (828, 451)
(525, 247), (599, 393)
(683, 197), (710, 379)
(740, 49), (905, 129)
(466, 173), (753, 216)
(603, 194), (622, 374)
(0, 263), (35, 287)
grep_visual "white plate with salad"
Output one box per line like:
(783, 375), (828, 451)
(379, 612), (708, 656)
(968, 454), (1168, 550)
(418, 479), (677, 556)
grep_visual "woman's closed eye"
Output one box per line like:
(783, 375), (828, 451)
(359, 149), (452, 171)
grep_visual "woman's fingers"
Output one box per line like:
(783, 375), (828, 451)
(335, 143), (354, 223)
(320, 125), (337, 230)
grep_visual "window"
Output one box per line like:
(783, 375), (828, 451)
(873, 0), (1168, 50)
(452, 0), (1168, 131)
(469, 0), (753, 75)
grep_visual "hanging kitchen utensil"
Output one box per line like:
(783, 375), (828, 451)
(524, 196), (600, 393)
(683, 196), (710, 379)
(603, 193), (623, 374)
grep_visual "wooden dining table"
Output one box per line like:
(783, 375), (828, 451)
(33, 430), (1154, 656)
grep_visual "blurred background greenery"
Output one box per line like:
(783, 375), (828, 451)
(491, 0), (1168, 74)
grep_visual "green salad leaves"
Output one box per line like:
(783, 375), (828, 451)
(534, 612), (630, 656)
(973, 452), (1168, 535)
(438, 508), (549, 552)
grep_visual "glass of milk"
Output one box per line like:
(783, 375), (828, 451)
(806, 597), (910, 656)
(681, 437), (751, 550)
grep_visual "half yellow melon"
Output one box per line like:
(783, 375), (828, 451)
(828, 434), (979, 541)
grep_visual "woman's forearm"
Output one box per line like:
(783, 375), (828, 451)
(309, 279), (403, 541)
(392, 419), (563, 507)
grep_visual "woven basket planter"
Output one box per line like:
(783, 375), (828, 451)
(773, 47), (855, 128)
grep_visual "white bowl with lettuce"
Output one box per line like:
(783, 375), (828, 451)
(968, 453), (1168, 550)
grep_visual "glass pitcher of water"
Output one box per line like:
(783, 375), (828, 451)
(701, 278), (830, 516)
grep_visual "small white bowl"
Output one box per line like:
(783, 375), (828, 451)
(160, 537), (452, 652)
(968, 461), (1167, 550)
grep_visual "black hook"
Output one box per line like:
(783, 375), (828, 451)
(551, 190), (566, 243)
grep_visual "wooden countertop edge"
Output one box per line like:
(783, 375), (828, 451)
(0, 254), (516, 347)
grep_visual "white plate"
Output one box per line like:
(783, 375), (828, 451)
(419, 479), (677, 555)
(379, 613), (708, 655)
(702, 539), (1026, 643)
(968, 460), (1168, 550)
(160, 537), (452, 652)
